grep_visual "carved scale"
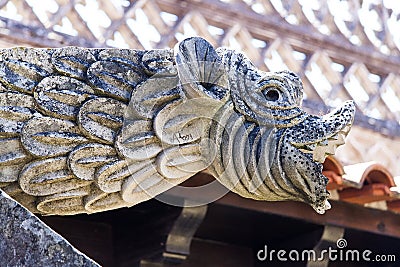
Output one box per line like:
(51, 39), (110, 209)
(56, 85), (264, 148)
(0, 37), (354, 215)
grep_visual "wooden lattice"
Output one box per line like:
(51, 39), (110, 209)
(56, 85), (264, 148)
(0, 0), (399, 174)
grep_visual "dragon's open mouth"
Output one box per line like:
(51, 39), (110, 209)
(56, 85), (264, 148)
(280, 100), (355, 214)
(295, 123), (352, 163)
(289, 100), (355, 164)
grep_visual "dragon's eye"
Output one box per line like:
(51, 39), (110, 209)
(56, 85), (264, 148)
(263, 88), (280, 101)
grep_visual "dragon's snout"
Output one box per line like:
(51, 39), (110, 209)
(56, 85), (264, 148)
(289, 100), (355, 163)
(277, 100), (355, 214)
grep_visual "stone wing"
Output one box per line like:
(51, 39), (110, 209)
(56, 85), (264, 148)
(0, 47), (149, 214)
(0, 37), (228, 215)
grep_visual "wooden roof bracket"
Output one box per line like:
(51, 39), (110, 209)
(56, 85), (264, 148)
(307, 225), (345, 267)
(141, 201), (208, 266)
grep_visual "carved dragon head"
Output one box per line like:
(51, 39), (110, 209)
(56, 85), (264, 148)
(167, 37), (355, 214)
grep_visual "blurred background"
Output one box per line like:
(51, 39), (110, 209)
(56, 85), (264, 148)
(0, 0), (399, 174)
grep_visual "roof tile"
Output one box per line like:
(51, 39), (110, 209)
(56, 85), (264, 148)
(323, 157), (400, 213)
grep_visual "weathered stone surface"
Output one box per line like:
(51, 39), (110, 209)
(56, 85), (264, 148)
(141, 49), (175, 75)
(21, 117), (88, 157)
(51, 47), (96, 80)
(0, 48), (53, 97)
(0, 189), (99, 267)
(87, 49), (145, 101)
(19, 156), (91, 196)
(68, 143), (118, 181)
(115, 119), (163, 160)
(0, 37), (355, 215)
(36, 186), (90, 215)
(0, 138), (31, 182)
(0, 92), (38, 136)
(34, 76), (95, 120)
(78, 97), (126, 144)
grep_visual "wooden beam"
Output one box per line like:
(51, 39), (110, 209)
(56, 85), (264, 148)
(165, 173), (400, 239)
(217, 194), (400, 239)
(0, 16), (103, 48)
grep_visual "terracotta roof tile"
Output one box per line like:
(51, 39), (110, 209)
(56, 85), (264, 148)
(323, 157), (400, 213)
(323, 156), (345, 190)
(338, 183), (393, 204)
(323, 156), (344, 176)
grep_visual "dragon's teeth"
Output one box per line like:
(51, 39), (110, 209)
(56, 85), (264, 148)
(320, 139), (329, 146)
(325, 200), (331, 210)
(341, 125), (351, 134)
(307, 143), (317, 150)
(329, 134), (339, 140)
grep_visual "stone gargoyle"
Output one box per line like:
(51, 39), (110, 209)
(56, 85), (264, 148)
(0, 37), (354, 215)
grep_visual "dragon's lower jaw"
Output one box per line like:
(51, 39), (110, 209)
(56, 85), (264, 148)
(304, 122), (352, 215)
(298, 122), (352, 215)
(311, 198), (332, 215)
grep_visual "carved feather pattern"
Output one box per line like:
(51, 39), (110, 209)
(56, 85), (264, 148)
(0, 41), (212, 215)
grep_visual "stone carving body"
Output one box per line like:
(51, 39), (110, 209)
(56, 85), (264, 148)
(0, 37), (355, 215)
